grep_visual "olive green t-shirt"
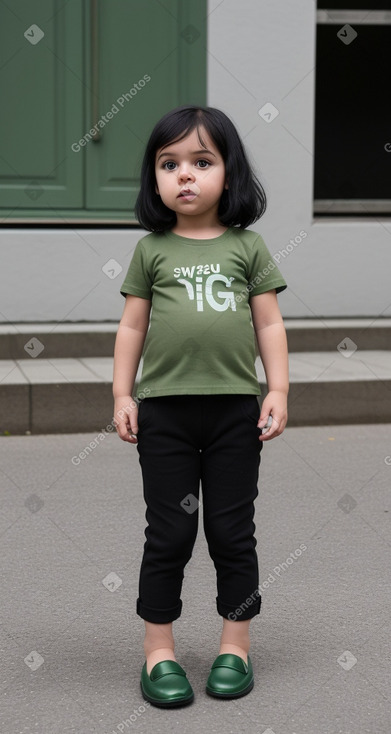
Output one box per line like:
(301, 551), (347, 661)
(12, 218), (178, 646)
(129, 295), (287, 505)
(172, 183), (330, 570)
(120, 227), (287, 398)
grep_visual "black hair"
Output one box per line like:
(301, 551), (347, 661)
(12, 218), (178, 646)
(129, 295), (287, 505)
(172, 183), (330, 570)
(135, 105), (267, 232)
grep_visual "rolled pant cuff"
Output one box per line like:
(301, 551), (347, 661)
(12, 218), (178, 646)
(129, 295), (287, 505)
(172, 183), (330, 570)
(136, 598), (182, 623)
(216, 594), (261, 621)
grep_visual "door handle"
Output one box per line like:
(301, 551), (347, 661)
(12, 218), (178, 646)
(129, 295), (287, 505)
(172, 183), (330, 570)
(91, 0), (100, 141)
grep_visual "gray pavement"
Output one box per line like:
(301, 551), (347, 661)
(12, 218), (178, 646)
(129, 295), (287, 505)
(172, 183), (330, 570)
(1, 424), (391, 734)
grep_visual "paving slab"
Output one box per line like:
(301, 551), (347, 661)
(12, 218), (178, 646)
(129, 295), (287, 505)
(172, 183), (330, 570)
(15, 357), (105, 384)
(0, 360), (28, 384)
(0, 424), (390, 734)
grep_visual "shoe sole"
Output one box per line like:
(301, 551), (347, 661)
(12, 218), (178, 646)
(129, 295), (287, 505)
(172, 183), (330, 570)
(140, 682), (194, 708)
(205, 678), (254, 699)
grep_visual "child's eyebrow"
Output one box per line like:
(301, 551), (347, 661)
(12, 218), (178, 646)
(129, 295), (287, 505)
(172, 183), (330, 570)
(157, 148), (217, 161)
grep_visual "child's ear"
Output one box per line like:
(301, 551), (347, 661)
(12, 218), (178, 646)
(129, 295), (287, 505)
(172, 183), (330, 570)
(224, 179), (229, 189)
(155, 183), (160, 195)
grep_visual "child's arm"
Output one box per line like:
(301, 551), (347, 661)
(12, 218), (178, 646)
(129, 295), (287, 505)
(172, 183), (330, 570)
(112, 294), (151, 444)
(250, 289), (289, 441)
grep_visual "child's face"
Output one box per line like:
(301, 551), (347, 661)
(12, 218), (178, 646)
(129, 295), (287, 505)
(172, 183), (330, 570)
(154, 127), (228, 225)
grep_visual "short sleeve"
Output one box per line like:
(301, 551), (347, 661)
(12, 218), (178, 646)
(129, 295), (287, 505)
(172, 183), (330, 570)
(247, 235), (287, 297)
(120, 241), (152, 299)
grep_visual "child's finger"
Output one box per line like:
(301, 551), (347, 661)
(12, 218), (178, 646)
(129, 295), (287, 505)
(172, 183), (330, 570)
(258, 413), (273, 432)
(129, 410), (139, 438)
(258, 414), (281, 441)
(257, 407), (273, 429)
(115, 415), (137, 443)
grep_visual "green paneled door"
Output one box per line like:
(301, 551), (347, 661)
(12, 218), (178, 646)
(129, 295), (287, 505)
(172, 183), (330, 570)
(0, 0), (84, 212)
(0, 0), (207, 222)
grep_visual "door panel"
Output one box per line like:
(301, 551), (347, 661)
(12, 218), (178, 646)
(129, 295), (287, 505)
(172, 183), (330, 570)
(0, 0), (84, 209)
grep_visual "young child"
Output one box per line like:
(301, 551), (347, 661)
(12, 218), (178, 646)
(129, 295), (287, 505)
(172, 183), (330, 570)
(112, 105), (288, 707)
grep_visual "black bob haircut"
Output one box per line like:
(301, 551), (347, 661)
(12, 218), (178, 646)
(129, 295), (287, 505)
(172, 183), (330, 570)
(135, 105), (267, 232)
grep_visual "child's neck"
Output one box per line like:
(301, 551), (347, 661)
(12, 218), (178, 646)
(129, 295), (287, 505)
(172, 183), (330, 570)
(171, 221), (228, 240)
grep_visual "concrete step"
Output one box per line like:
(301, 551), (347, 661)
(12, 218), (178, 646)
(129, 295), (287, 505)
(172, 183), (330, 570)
(0, 319), (390, 359)
(1, 351), (390, 435)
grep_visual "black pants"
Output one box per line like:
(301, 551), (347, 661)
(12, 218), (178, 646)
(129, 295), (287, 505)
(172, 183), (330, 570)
(136, 394), (263, 623)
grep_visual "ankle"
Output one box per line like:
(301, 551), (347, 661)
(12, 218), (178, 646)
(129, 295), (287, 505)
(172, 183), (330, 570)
(144, 647), (177, 675)
(143, 622), (174, 655)
(144, 642), (175, 658)
(218, 643), (249, 665)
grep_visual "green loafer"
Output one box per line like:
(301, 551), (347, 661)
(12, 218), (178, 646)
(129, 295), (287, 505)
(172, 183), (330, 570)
(206, 653), (254, 699)
(140, 660), (194, 708)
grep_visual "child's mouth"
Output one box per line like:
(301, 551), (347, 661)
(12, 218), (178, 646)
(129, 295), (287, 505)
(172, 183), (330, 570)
(178, 187), (199, 201)
(179, 192), (197, 201)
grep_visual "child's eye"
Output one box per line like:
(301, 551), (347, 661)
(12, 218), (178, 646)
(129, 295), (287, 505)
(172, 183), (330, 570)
(161, 159), (211, 171)
(162, 161), (177, 171)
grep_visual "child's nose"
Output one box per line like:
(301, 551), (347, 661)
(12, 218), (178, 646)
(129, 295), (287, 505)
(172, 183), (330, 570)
(178, 164), (195, 181)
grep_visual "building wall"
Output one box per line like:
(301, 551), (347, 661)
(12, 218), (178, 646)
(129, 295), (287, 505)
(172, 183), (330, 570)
(1, 0), (390, 323)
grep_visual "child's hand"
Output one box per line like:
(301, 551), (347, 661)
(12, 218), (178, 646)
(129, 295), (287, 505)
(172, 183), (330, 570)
(113, 396), (139, 444)
(257, 390), (288, 441)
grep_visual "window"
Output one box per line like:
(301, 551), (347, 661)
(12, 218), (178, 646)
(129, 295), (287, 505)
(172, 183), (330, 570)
(314, 4), (391, 214)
